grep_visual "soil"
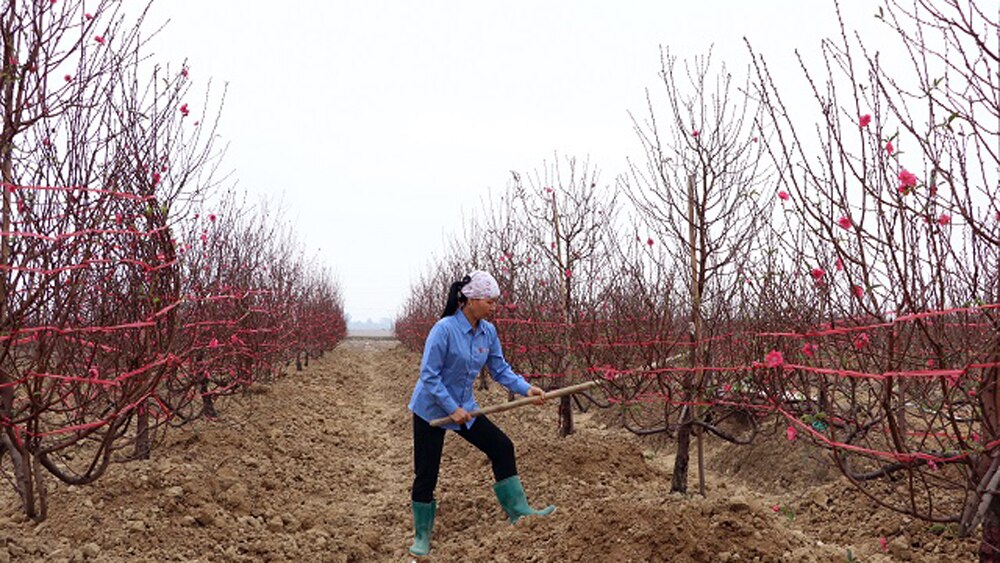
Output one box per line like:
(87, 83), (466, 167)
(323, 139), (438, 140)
(0, 339), (980, 562)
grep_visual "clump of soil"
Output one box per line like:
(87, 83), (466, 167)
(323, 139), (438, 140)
(0, 340), (978, 562)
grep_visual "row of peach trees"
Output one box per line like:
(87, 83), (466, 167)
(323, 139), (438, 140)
(0, 0), (346, 520)
(397, 0), (1000, 558)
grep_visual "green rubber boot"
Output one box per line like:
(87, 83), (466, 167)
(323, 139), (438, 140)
(492, 475), (556, 524)
(409, 500), (436, 556)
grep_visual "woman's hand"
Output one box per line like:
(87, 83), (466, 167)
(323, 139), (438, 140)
(449, 407), (472, 425)
(527, 385), (546, 405)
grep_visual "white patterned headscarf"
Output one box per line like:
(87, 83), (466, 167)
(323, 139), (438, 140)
(461, 270), (500, 300)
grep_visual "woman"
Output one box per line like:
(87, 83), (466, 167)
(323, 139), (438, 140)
(407, 270), (555, 557)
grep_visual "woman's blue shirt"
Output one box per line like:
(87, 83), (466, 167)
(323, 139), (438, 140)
(408, 309), (531, 430)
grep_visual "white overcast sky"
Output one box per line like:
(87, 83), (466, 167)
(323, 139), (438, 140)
(142, 1), (885, 322)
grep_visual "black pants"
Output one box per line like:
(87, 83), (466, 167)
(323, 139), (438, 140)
(411, 413), (517, 503)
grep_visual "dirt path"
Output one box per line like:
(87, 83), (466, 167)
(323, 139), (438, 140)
(0, 340), (979, 562)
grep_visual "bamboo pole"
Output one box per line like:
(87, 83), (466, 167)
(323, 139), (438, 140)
(429, 381), (600, 428)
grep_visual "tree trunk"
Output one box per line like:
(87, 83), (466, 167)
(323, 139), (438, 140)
(1, 5), (19, 516)
(33, 452), (46, 520)
(201, 375), (218, 419)
(132, 355), (151, 459)
(550, 190), (575, 438)
(671, 174), (700, 494)
(134, 403), (150, 460)
(672, 405), (692, 494)
(980, 499), (1000, 562)
(981, 364), (1000, 558)
(983, 269), (1000, 559)
(558, 396), (573, 437)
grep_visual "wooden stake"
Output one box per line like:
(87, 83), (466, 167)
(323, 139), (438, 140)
(429, 381), (600, 428)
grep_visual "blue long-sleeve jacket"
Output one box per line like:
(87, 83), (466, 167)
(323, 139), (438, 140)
(408, 309), (531, 430)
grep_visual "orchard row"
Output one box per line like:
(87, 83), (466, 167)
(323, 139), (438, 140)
(397, 1), (999, 554)
(0, 2), (346, 521)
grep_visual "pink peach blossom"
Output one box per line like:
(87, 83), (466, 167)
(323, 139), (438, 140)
(838, 216), (852, 230)
(778, 191), (790, 201)
(859, 114), (871, 128)
(898, 169), (918, 194)
(765, 350), (784, 368)
(853, 332), (870, 350)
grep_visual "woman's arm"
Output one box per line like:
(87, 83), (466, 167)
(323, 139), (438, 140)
(484, 326), (532, 397)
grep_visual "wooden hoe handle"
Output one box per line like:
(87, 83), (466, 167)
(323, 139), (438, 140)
(429, 380), (601, 428)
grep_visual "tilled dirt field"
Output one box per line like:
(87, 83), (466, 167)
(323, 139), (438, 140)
(0, 340), (979, 562)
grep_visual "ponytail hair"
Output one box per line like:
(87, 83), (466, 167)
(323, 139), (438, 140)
(441, 275), (471, 318)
